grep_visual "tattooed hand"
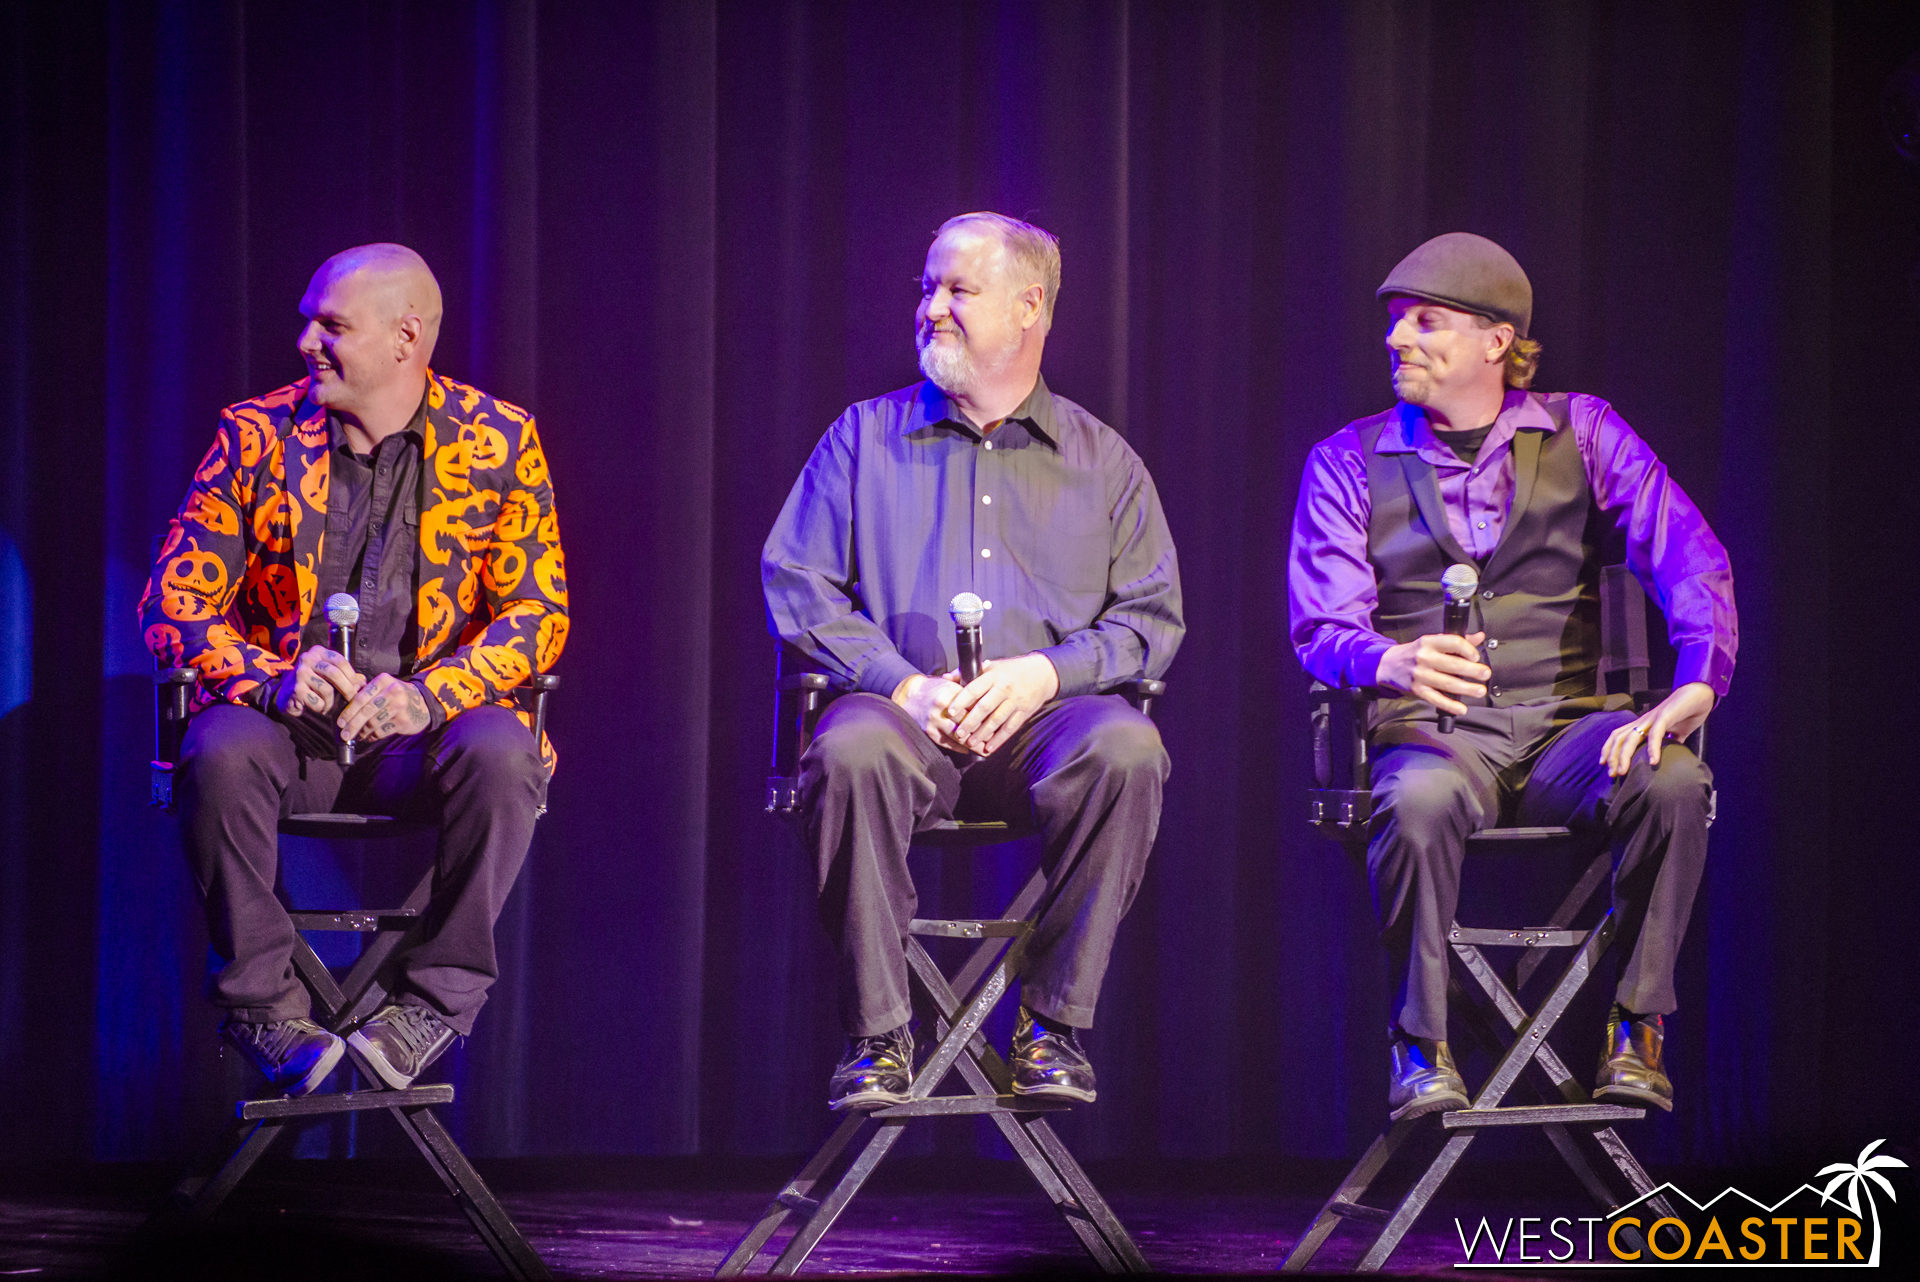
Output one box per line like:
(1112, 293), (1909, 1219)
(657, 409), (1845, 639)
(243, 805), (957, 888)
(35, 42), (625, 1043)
(274, 645), (364, 719)
(337, 674), (433, 744)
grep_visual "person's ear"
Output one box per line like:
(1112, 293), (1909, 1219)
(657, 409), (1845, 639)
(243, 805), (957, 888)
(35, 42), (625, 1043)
(1486, 323), (1514, 364)
(395, 313), (424, 362)
(1020, 284), (1045, 332)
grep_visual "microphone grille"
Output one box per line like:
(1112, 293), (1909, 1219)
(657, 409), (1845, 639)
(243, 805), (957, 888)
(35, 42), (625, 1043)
(949, 592), (986, 626)
(324, 593), (361, 626)
(1440, 563), (1480, 604)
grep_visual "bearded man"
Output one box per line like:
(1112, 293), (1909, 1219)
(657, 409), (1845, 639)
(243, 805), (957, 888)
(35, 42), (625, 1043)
(763, 213), (1184, 1110)
(141, 244), (567, 1096)
(1288, 233), (1736, 1120)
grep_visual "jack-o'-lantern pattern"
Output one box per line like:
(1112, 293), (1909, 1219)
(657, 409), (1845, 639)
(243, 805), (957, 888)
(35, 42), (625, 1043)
(182, 488), (239, 537)
(139, 370), (567, 769)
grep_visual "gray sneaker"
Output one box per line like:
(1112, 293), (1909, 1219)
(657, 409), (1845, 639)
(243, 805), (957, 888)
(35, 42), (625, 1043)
(221, 1017), (345, 1097)
(347, 1003), (457, 1089)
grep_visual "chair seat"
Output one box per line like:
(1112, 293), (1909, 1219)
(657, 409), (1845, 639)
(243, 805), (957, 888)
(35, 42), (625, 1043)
(912, 819), (1040, 847)
(279, 812), (428, 840)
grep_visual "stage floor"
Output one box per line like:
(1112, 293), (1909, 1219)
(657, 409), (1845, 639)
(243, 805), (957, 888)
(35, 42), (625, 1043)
(0, 1155), (1595, 1277)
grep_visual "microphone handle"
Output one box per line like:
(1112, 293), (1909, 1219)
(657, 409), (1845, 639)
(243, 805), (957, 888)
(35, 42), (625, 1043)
(956, 624), (985, 684)
(1437, 598), (1474, 735)
(329, 623), (356, 766)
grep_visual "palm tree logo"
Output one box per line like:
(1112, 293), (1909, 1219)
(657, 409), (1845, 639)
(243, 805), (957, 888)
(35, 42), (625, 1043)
(1818, 1139), (1908, 1267)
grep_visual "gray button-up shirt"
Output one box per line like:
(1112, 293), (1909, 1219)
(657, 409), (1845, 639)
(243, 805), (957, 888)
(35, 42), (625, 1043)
(298, 401), (426, 678)
(763, 377), (1184, 698)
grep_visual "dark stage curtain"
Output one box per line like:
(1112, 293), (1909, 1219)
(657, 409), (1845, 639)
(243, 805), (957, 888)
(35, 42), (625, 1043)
(4, 0), (1916, 1172)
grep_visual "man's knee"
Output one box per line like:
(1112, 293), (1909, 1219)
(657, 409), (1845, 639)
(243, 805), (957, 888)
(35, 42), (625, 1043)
(435, 706), (543, 792)
(804, 695), (922, 784)
(180, 704), (290, 797)
(1076, 705), (1169, 781)
(1374, 755), (1482, 832)
(1631, 747), (1712, 822)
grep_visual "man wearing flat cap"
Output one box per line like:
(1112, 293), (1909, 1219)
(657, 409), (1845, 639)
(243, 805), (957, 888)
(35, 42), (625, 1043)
(1288, 232), (1737, 1119)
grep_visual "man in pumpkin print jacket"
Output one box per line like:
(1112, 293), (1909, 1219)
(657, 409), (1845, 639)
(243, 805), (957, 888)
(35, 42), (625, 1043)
(140, 244), (567, 1096)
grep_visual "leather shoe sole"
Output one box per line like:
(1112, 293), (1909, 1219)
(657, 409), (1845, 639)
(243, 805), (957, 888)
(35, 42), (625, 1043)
(1594, 1081), (1673, 1113)
(828, 1085), (912, 1112)
(1388, 1084), (1468, 1122)
(1012, 1078), (1097, 1104)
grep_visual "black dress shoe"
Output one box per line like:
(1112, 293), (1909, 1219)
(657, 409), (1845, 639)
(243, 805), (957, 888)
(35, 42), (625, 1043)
(1388, 1031), (1469, 1121)
(828, 1026), (914, 1111)
(347, 1003), (457, 1089)
(1011, 1009), (1097, 1103)
(221, 1017), (345, 1097)
(1594, 1003), (1673, 1112)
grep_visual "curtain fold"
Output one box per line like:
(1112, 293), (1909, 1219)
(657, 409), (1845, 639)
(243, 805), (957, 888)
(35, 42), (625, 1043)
(2, 0), (1907, 1169)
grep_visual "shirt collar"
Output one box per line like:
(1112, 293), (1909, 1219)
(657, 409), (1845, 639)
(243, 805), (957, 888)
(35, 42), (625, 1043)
(905, 374), (1059, 449)
(328, 388), (430, 456)
(1375, 388), (1557, 459)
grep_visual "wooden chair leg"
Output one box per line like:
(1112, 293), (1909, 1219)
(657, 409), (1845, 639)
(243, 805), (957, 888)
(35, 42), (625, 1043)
(714, 1112), (875, 1277)
(718, 876), (1148, 1277)
(388, 1102), (553, 1282)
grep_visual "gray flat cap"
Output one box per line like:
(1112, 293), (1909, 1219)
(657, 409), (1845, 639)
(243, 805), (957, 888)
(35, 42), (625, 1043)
(1377, 232), (1532, 337)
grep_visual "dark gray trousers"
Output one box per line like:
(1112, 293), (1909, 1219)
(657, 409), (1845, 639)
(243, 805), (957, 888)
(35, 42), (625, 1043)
(801, 693), (1168, 1037)
(1368, 704), (1712, 1043)
(178, 702), (543, 1035)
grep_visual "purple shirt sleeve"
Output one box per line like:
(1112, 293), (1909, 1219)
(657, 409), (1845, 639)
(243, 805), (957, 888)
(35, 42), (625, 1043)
(1575, 396), (1738, 697)
(1287, 396), (1738, 698)
(1288, 428), (1395, 688)
(762, 413), (925, 699)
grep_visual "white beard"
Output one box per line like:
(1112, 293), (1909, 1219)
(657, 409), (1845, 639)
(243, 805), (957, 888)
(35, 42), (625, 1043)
(917, 310), (1024, 398)
(918, 335), (976, 394)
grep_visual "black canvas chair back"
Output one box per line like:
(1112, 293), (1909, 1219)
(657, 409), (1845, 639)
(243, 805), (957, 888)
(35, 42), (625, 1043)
(147, 665), (558, 1282)
(1284, 566), (1708, 1272)
(716, 651), (1162, 1276)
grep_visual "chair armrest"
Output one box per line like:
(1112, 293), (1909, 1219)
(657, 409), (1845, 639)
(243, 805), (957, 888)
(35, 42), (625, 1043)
(150, 667), (198, 812)
(769, 672), (839, 814)
(153, 667), (198, 765)
(1107, 677), (1166, 719)
(1309, 682), (1380, 794)
(518, 672), (561, 750)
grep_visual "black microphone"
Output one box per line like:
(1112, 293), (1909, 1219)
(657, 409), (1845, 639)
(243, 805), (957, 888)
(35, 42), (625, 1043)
(949, 592), (987, 684)
(325, 593), (360, 767)
(1437, 563), (1480, 735)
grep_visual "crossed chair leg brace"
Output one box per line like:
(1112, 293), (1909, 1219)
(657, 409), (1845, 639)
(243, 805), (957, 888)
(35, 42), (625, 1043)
(147, 864), (552, 1282)
(1283, 855), (1684, 1272)
(716, 866), (1151, 1276)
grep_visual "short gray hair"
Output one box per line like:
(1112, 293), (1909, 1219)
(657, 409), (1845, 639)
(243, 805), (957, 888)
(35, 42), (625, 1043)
(935, 212), (1062, 332)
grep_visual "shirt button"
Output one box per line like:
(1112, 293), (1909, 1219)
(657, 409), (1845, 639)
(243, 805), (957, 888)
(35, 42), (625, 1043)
(981, 495), (992, 505)
(982, 600), (992, 610)
(1487, 639), (1499, 649)
(1482, 590), (1494, 600)
(1476, 521), (1486, 529)
(983, 441), (994, 451)
(980, 548), (991, 558)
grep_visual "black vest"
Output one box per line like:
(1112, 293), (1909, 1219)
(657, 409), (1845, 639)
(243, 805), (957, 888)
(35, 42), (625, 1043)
(1361, 394), (1609, 707)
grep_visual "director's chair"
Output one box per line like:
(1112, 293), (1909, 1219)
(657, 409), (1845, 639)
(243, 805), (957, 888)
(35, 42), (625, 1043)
(715, 663), (1162, 1277)
(1282, 566), (1701, 1272)
(145, 665), (557, 1282)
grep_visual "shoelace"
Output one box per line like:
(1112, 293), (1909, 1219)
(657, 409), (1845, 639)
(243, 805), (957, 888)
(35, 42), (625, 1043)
(847, 1032), (910, 1066)
(229, 1019), (316, 1062)
(381, 1005), (448, 1058)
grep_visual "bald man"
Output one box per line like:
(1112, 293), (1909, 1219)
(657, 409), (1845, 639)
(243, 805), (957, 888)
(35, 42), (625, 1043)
(141, 244), (569, 1096)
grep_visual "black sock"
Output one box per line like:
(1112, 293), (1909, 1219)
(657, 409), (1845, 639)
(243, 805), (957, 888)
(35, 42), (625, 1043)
(1023, 1007), (1080, 1040)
